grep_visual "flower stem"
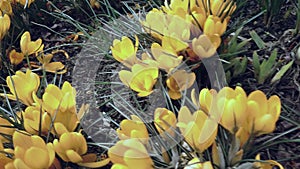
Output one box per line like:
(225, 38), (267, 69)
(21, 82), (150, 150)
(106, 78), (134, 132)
(25, 54), (31, 69)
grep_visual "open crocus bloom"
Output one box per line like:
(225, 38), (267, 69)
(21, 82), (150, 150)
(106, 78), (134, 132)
(191, 88), (218, 114)
(0, 1), (13, 15)
(151, 43), (183, 72)
(36, 52), (66, 74)
(54, 132), (110, 168)
(53, 132), (87, 163)
(20, 31), (44, 56)
(117, 115), (149, 144)
(217, 86), (248, 133)
(192, 34), (217, 59)
(154, 108), (177, 138)
(41, 82), (78, 135)
(5, 131), (55, 169)
(0, 11), (11, 40)
(119, 63), (159, 97)
(245, 90), (281, 136)
(166, 70), (195, 99)
(161, 36), (188, 53)
(23, 104), (52, 135)
(9, 49), (24, 65)
(177, 106), (218, 153)
(142, 9), (191, 42)
(108, 139), (154, 169)
(111, 36), (139, 68)
(3, 69), (40, 106)
(203, 15), (228, 37)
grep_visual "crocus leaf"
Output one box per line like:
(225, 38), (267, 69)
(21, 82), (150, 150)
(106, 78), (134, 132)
(250, 30), (265, 49)
(271, 60), (294, 84)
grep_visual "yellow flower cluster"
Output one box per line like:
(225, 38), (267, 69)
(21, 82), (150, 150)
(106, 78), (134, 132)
(7, 31), (66, 73)
(142, 0), (236, 60)
(0, 70), (110, 168)
(108, 86), (283, 168)
(111, 35), (196, 99)
(111, 0), (237, 100)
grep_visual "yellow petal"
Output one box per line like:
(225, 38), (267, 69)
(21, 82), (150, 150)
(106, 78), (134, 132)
(24, 147), (49, 168)
(66, 149), (83, 163)
(124, 149), (153, 169)
(78, 158), (110, 168)
(13, 159), (31, 169)
(54, 123), (70, 136)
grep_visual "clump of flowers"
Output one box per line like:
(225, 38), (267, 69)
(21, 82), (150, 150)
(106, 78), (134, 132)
(0, 0), (288, 168)
(104, 0), (284, 168)
(0, 70), (110, 168)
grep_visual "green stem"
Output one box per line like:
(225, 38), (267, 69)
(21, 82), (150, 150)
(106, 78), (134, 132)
(25, 54), (31, 69)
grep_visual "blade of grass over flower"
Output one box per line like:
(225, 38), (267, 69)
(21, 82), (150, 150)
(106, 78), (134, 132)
(2, 84), (23, 123)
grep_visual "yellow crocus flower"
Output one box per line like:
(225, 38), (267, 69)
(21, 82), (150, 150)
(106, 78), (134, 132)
(41, 81), (79, 135)
(191, 34), (218, 59)
(53, 132), (87, 163)
(36, 52), (66, 74)
(253, 154), (284, 169)
(161, 36), (188, 53)
(23, 105), (52, 135)
(142, 9), (166, 39)
(204, 15), (228, 36)
(217, 86), (247, 133)
(119, 64), (159, 97)
(0, 1), (13, 15)
(143, 9), (191, 41)
(166, 70), (195, 99)
(9, 49), (24, 65)
(20, 31), (44, 56)
(54, 132), (110, 168)
(0, 11), (11, 40)
(108, 139), (154, 169)
(117, 115), (149, 144)
(151, 43), (183, 72)
(2, 69), (40, 106)
(5, 131), (55, 169)
(191, 88), (217, 114)
(177, 106), (218, 153)
(154, 108), (177, 138)
(245, 90), (281, 136)
(111, 36), (139, 68)
(184, 158), (213, 169)
(210, 0), (236, 20)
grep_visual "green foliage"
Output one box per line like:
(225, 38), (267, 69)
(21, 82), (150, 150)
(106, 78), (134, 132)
(271, 60), (294, 84)
(249, 30), (265, 49)
(252, 49), (279, 84)
(222, 27), (250, 82)
(258, 0), (286, 26)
